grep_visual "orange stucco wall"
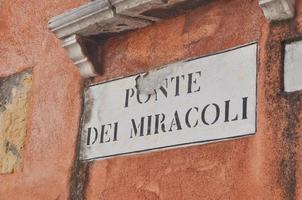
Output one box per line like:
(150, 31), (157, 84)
(1, 0), (302, 199)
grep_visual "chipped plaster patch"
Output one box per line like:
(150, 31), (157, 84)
(0, 71), (32, 174)
(135, 63), (178, 95)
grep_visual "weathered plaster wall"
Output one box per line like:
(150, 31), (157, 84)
(87, 0), (302, 199)
(1, 0), (302, 199)
(0, 0), (88, 199)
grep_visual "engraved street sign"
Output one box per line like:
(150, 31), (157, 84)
(80, 43), (258, 161)
(284, 40), (302, 92)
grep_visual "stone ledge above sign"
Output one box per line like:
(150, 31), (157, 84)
(48, 0), (213, 78)
(49, 0), (295, 78)
(111, 0), (189, 21)
(48, 0), (151, 39)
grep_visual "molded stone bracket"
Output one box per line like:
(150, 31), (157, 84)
(48, 0), (151, 78)
(259, 0), (295, 21)
(61, 35), (100, 78)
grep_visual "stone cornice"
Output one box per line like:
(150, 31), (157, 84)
(49, 1), (114, 39)
(49, 0), (296, 78)
(48, 0), (157, 78)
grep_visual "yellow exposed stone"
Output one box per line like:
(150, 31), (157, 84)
(0, 71), (32, 174)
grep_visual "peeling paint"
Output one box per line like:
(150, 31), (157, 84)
(135, 63), (177, 95)
(0, 73), (25, 112)
(4, 140), (21, 160)
(0, 70), (32, 174)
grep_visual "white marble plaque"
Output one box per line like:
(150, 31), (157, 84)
(284, 40), (302, 92)
(80, 43), (258, 161)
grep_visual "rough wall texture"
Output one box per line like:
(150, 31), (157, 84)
(0, 71), (32, 174)
(1, 0), (302, 199)
(0, 0), (88, 199)
(87, 0), (302, 199)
